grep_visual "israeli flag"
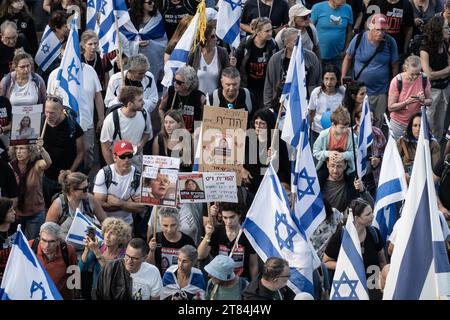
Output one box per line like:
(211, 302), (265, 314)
(161, 12), (200, 88)
(161, 265), (205, 300)
(280, 34), (308, 148)
(97, 0), (130, 56)
(192, 126), (202, 172)
(0, 226), (62, 300)
(86, 0), (100, 30)
(330, 212), (369, 300)
(35, 25), (62, 72)
(372, 134), (408, 244)
(56, 16), (83, 122)
(356, 96), (373, 178)
(293, 119), (326, 237)
(66, 209), (104, 246)
(383, 107), (450, 300)
(243, 164), (321, 295)
(216, 0), (242, 48)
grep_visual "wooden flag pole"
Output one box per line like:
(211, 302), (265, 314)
(114, 12), (125, 86)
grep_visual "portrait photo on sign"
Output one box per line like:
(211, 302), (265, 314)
(141, 168), (178, 206)
(214, 133), (232, 158)
(178, 173), (205, 201)
(10, 105), (42, 145)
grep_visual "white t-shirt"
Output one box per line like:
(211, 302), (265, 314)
(9, 77), (39, 106)
(130, 262), (162, 300)
(308, 86), (345, 133)
(47, 63), (102, 131)
(93, 164), (141, 225)
(197, 47), (219, 95)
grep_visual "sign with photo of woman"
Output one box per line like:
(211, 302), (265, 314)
(10, 104), (42, 146)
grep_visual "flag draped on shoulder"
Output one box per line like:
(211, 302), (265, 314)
(280, 33), (308, 148)
(161, 12), (200, 87)
(330, 212), (369, 300)
(86, 0), (100, 30)
(66, 209), (104, 246)
(35, 25), (62, 72)
(242, 164), (321, 295)
(56, 16), (82, 122)
(383, 107), (450, 300)
(97, 0), (130, 56)
(373, 134), (407, 244)
(293, 119), (326, 237)
(216, 0), (242, 48)
(356, 96), (373, 178)
(0, 226), (62, 300)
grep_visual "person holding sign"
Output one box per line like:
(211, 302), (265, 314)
(198, 202), (259, 282)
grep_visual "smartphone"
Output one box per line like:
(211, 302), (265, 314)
(411, 96), (419, 99)
(86, 226), (96, 241)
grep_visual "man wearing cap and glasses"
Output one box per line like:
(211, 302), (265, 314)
(94, 139), (146, 228)
(42, 94), (85, 208)
(341, 13), (399, 129)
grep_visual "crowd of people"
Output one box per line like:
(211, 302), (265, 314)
(0, 0), (449, 300)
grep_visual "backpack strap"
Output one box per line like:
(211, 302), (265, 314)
(142, 109), (148, 131)
(57, 193), (70, 225)
(367, 226), (379, 246)
(130, 168), (142, 192)
(305, 26), (316, 47)
(81, 197), (94, 218)
(396, 74), (403, 94)
(60, 240), (70, 267)
(102, 165), (113, 189)
(351, 31), (366, 60)
(421, 73), (427, 91)
(212, 90), (220, 107)
(243, 88), (253, 114)
(112, 109), (122, 140)
(31, 237), (40, 254)
(354, 35), (386, 81)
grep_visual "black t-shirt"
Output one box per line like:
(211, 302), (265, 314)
(81, 52), (113, 90)
(43, 117), (84, 181)
(0, 97), (12, 129)
(161, 0), (197, 40)
(155, 231), (195, 275)
(210, 225), (256, 281)
(164, 86), (204, 133)
(0, 160), (18, 198)
(241, 0), (289, 32)
(364, 0), (414, 54)
(246, 42), (270, 92)
(434, 156), (450, 210)
(0, 222), (17, 282)
(208, 88), (255, 122)
(325, 226), (383, 279)
(0, 38), (28, 80)
(420, 43), (450, 89)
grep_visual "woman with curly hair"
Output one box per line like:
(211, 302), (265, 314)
(8, 139), (51, 239)
(79, 217), (132, 297)
(46, 170), (106, 243)
(420, 15), (450, 141)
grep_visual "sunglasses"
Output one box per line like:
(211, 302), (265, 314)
(174, 79), (184, 85)
(46, 95), (63, 104)
(76, 186), (89, 192)
(117, 153), (133, 160)
(143, 0), (154, 3)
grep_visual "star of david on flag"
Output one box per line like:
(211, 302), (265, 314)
(216, 0), (242, 48)
(35, 25), (61, 71)
(243, 164), (321, 296)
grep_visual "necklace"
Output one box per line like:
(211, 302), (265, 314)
(86, 53), (97, 68)
(257, 0), (273, 20)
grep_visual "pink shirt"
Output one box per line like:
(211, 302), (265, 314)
(388, 73), (431, 125)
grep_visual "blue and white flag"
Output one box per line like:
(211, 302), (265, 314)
(161, 265), (205, 300)
(356, 96), (373, 178)
(293, 119), (326, 237)
(97, 0), (130, 56)
(192, 126), (202, 172)
(66, 209), (103, 246)
(161, 12), (200, 87)
(383, 107), (450, 300)
(56, 16), (82, 122)
(216, 0), (242, 48)
(330, 211), (369, 300)
(0, 226), (62, 300)
(35, 25), (62, 72)
(280, 34), (308, 148)
(242, 164), (321, 295)
(373, 134), (408, 244)
(86, 0), (100, 30)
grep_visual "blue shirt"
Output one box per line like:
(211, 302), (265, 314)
(311, 2), (353, 60)
(346, 32), (399, 96)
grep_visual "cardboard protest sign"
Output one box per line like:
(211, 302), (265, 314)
(141, 156), (180, 207)
(10, 105), (42, 145)
(178, 172), (237, 203)
(199, 106), (248, 185)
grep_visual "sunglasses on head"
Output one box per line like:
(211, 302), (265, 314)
(117, 153), (133, 160)
(174, 79), (184, 85)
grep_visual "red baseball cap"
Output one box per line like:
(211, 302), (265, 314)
(113, 140), (134, 156)
(369, 13), (389, 30)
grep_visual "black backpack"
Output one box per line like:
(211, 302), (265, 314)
(396, 73), (428, 94)
(102, 165), (142, 192)
(31, 237), (70, 267)
(105, 103), (148, 140)
(408, 34), (424, 57)
(52, 192), (94, 226)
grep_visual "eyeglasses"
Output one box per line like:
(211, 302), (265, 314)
(117, 153), (133, 160)
(174, 79), (185, 85)
(124, 253), (143, 262)
(46, 95), (63, 104)
(76, 186), (89, 193)
(143, 0), (154, 3)
(254, 120), (267, 128)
